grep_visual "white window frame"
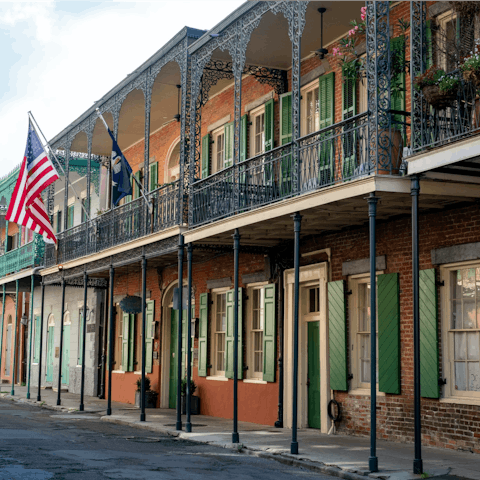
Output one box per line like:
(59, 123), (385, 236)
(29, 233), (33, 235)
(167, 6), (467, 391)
(301, 79), (320, 137)
(440, 260), (480, 404)
(212, 127), (226, 174)
(436, 10), (458, 72)
(209, 288), (229, 378)
(249, 105), (265, 158)
(349, 272), (384, 396)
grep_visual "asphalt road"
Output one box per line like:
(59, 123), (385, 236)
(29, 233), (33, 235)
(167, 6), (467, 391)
(0, 398), (332, 480)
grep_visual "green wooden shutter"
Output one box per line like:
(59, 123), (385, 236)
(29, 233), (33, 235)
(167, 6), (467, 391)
(280, 93), (292, 145)
(328, 280), (348, 391)
(426, 21), (433, 69)
(378, 273), (400, 394)
(33, 315), (41, 363)
(319, 72), (335, 183)
(78, 311), (84, 365)
(226, 288), (243, 379)
(149, 162), (158, 191)
(128, 314), (135, 372)
(133, 171), (141, 199)
(390, 36), (406, 131)
(342, 64), (357, 179)
(224, 122), (234, 168)
(263, 284), (276, 382)
(201, 134), (210, 179)
(240, 114), (248, 162)
(420, 269), (440, 398)
(67, 205), (74, 229)
(264, 99), (275, 151)
(145, 300), (154, 374)
(124, 175), (133, 203)
(198, 293), (208, 377)
(122, 311), (130, 372)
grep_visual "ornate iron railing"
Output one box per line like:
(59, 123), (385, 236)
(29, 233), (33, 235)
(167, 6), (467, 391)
(191, 112), (379, 227)
(0, 236), (44, 277)
(411, 75), (480, 154)
(45, 181), (180, 267)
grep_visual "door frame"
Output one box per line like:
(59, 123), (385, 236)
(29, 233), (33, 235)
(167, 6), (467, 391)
(284, 262), (330, 433)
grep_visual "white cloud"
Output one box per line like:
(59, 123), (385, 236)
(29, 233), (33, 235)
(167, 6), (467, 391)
(0, 1), (243, 177)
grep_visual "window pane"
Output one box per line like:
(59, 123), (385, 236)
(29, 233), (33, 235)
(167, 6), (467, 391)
(463, 269), (475, 298)
(464, 300), (476, 329)
(455, 362), (467, 391)
(455, 332), (466, 361)
(467, 332), (479, 361)
(452, 300), (462, 329)
(453, 270), (462, 299)
(468, 362), (480, 391)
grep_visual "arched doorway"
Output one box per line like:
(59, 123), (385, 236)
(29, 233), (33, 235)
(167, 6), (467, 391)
(165, 139), (180, 184)
(46, 314), (55, 383)
(62, 312), (71, 385)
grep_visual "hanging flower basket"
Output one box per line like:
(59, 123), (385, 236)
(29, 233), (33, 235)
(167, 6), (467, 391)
(422, 85), (458, 110)
(120, 295), (142, 314)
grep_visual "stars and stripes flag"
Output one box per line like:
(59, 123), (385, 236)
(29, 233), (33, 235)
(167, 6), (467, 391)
(6, 121), (59, 244)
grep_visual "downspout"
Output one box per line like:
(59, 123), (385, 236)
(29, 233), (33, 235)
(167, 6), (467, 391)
(274, 264), (284, 428)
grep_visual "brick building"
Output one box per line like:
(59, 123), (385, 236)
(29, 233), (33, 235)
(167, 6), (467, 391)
(1, 0), (479, 465)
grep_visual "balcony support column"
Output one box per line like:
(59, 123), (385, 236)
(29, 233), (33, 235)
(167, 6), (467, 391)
(232, 229), (240, 444)
(176, 234), (184, 431)
(366, 1), (391, 174)
(37, 282), (45, 401)
(0, 285), (6, 382)
(186, 243), (193, 433)
(63, 145), (71, 232)
(57, 278), (66, 405)
(26, 274), (35, 399)
(11, 280), (19, 395)
(140, 254), (147, 422)
(291, 212), (302, 455)
(107, 265), (115, 415)
(411, 175), (423, 474)
(80, 271), (88, 411)
(144, 74), (152, 234)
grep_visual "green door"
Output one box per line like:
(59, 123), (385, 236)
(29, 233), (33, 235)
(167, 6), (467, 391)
(62, 325), (70, 385)
(169, 309), (178, 409)
(46, 326), (54, 382)
(308, 321), (321, 429)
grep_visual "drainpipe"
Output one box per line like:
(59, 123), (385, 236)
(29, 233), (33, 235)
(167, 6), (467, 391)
(275, 264), (284, 429)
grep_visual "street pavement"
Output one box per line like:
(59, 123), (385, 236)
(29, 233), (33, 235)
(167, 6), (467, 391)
(0, 399), (332, 480)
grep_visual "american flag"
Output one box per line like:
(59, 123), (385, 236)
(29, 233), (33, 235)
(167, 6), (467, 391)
(6, 121), (59, 244)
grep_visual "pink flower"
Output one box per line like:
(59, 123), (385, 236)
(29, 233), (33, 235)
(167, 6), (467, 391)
(332, 47), (339, 57)
(361, 6), (367, 14)
(361, 13), (366, 21)
(348, 29), (355, 36)
(355, 25), (359, 31)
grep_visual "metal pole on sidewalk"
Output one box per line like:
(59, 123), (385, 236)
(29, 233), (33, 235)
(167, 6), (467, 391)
(140, 255), (147, 422)
(57, 278), (66, 405)
(368, 192), (379, 472)
(291, 212), (302, 455)
(0, 285), (6, 383)
(107, 265), (115, 415)
(26, 275), (35, 399)
(176, 235), (184, 431)
(412, 175), (423, 474)
(37, 282), (45, 401)
(11, 280), (19, 395)
(232, 229), (240, 444)
(186, 243), (193, 433)
(80, 271), (88, 411)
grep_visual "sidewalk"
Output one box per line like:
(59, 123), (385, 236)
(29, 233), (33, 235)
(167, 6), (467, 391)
(1, 385), (478, 480)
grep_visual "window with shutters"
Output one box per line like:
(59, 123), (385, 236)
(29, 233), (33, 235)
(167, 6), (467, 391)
(437, 10), (459, 73)
(249, 105), (265, 158)
(349, 275), (381, 393)
(301, 80), (320, 137)
(211, 290), (228, 376)
(134, 313), (142, 372)
(115, 305), (123, 371)
(212, 128), (225, 174)
(77, 308), (84, 366)
(247, 285), (265, 380)
(442, 263), (480, 401)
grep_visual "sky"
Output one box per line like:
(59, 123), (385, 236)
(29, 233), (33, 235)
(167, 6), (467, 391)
(0, 0), (245, 178)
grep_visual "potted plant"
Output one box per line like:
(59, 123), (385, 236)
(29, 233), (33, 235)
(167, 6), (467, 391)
(414, 65), (460, 109)
(135, 377), (158, 408)
(181, 378), (200, 415)
(460, 41), (480, 87)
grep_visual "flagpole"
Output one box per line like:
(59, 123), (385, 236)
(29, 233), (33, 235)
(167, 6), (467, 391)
(28, 112), (90, 222)
(95, 109), (153, 214)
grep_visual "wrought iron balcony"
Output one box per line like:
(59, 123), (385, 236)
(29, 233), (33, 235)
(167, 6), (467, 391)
(411, 75), (480, 155)
(44, 180), (181, 268)
(191, 112), (387, 227)
(0, 236), (45, 277)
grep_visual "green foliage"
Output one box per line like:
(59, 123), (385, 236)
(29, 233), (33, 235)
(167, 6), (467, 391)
(413, 65), (460, 93)
(136, 376), (151, 392)
(181, 378), (197, 396)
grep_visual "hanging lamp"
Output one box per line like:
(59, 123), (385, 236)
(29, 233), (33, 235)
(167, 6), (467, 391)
(315, 8), (328, 59)
(173, 84), (181, 122)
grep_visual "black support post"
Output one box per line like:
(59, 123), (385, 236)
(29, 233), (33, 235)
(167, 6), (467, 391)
(80, 272), (88, 411)
(11, 280), (19, 396)
(232, 229), (240, 444)
(186, 243), (193, 433)
(368, 192), (379, 472)
(107, 265), (115, 416)
(291, 212), (302, 455)
(37, 282), (45, 401)
(412, 175), (423, 474)
(275, 269), (284, 428)
(141, 255), (147, 422)
(0, 285), (6, 382)
(57, 278), (66, 405)
(176, 235), (184, 431)
(26, 274), (35, 399)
